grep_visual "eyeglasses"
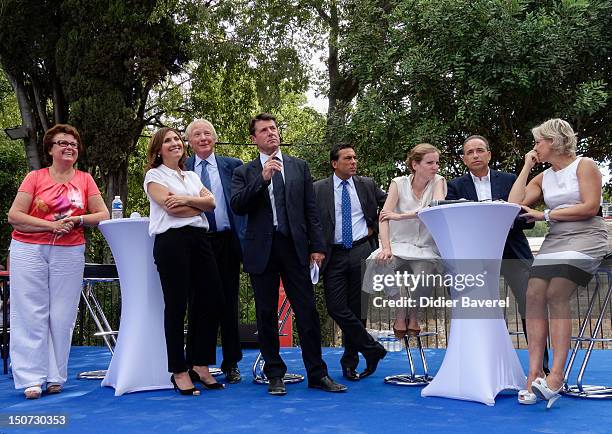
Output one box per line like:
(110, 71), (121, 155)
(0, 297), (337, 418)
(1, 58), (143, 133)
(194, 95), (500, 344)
(53, 140), (79, 149)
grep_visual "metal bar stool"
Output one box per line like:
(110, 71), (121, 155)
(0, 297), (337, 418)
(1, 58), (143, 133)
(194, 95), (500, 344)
(77, 263), (120, 380)
(563, 255), (612, 398)
(252, 295), (304, 384)
(384, 331), (437, 386)
(0, 270), (9, 375)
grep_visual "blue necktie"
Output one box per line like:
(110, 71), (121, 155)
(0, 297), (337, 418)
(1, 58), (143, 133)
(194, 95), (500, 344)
(341, 180), (352, 248)
(200, 160), (217, 232)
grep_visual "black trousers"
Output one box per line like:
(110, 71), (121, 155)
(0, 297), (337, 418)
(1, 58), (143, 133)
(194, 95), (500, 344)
(206, 230), (242, 370)
(323, 241), (383, 370)
(153, 226), (224, 373)
(249, 232), (327, 382)
(501, 257), (550, 371)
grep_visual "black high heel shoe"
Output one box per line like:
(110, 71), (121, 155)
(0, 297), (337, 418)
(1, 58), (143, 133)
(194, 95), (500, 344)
(170, 374), (201, 396)
(188, 368), (225, 390)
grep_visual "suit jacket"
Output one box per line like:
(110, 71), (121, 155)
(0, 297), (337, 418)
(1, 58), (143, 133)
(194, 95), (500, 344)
(446, 169), (534, 260)
(313, 175), (387, 272)
(186, 154), (246, 257)
(230, 154), (325, 274)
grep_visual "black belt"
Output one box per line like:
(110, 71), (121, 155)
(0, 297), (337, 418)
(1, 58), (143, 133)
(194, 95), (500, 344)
(204, 229), (232, 238)
(332, 236), (370, 250)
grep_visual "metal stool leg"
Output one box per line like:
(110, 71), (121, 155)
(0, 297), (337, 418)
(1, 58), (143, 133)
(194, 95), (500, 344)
(564, 267), (612, 398)
(384, 332), (436, 386)
(252, 297), (304, 385)
(77, 277), (119, 380)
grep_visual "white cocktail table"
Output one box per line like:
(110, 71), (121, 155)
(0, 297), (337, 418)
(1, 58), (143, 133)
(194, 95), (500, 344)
(418, 202), (525, 405)
(99, 218), (172, 395)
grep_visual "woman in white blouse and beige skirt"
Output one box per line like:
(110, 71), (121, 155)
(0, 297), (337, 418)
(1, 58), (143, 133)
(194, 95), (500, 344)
(509, 119), (608, 408)
(144, 127), (225, 395)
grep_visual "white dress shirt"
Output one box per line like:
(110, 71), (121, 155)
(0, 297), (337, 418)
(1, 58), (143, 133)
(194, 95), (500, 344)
(333, 174), (368, 244)
(470, 169), (492, 201)
(194, 153), (231, 231)
(144, 164), (208, 236)
(259, 150), (285, 228)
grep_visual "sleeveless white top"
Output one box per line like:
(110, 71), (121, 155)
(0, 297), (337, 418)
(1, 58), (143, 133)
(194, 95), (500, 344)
(542, 157), (582, 210)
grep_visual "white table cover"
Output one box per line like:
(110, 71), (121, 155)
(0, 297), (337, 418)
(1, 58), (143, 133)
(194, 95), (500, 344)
(99, 218), (172, 395)
(418, 202), (526, 405)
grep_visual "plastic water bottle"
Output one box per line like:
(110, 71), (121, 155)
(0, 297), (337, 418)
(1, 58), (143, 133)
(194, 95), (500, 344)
(111, 196), (123, 220)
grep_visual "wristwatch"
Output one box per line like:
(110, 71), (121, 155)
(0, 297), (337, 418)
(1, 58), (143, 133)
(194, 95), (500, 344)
(543, 209), (551, 224)
(79, 215), (84, 227)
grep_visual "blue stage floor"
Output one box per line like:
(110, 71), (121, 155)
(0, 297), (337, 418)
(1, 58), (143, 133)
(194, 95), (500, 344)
(0, 347), (609, 433)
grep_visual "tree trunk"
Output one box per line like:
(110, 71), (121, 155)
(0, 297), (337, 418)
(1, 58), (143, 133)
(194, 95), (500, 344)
(102, 158), (129, 213)
(6, 70), (41, 170)
(52, 78), (68, 124)
(324, 0), (358, 145)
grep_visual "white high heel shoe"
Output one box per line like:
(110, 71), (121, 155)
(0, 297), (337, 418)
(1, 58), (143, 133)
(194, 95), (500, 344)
(531, 377), (563, 409)
(518, 389), (537, 405)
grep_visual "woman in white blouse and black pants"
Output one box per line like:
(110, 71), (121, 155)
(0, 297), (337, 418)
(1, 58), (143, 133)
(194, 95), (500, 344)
(144, 127), (225, 395)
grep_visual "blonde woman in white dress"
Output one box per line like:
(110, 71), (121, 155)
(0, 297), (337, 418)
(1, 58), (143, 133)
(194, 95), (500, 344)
(366, 144), (446, 337)
(509, 119), (607, 408)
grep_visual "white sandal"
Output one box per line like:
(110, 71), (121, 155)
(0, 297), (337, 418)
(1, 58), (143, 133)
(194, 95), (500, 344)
(518, 389), (537, 405)
(531, 377), (563, 409)
(24, 386), (42, 399)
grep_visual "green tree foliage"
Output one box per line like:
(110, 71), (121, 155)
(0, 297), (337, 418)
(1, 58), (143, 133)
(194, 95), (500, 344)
(0, 0), (190, 208)
(0, 72), (27, 263)
(341, 0), (612, 186)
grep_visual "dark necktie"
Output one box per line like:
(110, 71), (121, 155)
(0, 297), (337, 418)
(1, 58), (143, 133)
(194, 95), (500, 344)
(341, 180), (353, 248)
(272, 157), (289, 236)
(200, 160), (217, 232)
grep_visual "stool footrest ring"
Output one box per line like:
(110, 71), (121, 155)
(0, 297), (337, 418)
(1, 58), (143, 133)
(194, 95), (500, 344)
(570, 337), (612, 343)
(384, 374), (433, 386)
(415, 331), (437, 338)
(77, 369), (107, 380)
(253, 373), (304, 385)
(563, 384), (612, 399)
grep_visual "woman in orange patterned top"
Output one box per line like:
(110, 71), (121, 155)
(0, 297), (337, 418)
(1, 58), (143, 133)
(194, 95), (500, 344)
(7, 124), (109, 399)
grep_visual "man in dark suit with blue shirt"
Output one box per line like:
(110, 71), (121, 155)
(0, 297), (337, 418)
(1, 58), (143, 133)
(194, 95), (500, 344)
(314, 143), (387, 381)
(231, 113), (347, 395)
(185, 119), (245, 383)
(447, 135), (548, 372)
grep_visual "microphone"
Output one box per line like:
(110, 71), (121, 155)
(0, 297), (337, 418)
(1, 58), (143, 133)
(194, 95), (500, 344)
(428, 199), (473, 207)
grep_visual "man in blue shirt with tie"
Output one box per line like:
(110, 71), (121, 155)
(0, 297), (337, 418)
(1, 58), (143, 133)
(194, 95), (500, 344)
(314, 144), (388, 381)
(185, 119), (245, 383)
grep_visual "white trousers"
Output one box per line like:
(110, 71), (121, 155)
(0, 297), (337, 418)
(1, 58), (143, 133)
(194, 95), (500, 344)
(9, 239), (85, 389)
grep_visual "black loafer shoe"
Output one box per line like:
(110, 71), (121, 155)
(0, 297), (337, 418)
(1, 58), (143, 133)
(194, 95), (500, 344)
(268, 377), (286, 396)
(224, 366), (242, 384)
(308, 375), (347, 393)
(359, 347), (387, 379)
(342, 367), (360, 381)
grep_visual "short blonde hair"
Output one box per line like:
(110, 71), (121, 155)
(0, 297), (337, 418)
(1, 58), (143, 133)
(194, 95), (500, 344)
(406, 143), (440, 173)
(531, 118), (577, 156)
(185, 119), (218, 142)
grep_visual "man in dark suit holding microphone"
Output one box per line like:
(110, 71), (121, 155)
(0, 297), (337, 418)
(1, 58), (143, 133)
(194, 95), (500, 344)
(446, 134), (548, 372)
(231, 113), (346, 395)
(314, 143), (387, 381)
(185, 119), (245, 383)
